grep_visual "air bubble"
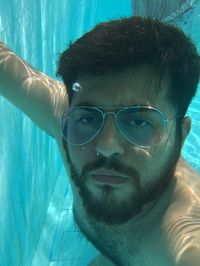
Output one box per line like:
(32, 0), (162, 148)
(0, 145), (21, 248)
(72, 82), (82, 92)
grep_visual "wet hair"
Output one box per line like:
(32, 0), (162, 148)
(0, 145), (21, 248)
(57, 16), (200, 115)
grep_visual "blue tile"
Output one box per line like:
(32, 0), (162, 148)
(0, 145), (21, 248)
(58, 210), (77, 232)
(50, 233), (63, 260)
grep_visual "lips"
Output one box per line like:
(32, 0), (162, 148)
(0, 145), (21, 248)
(90, 169), (130, 185)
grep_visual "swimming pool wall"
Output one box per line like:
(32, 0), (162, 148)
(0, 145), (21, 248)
(0, 1), (199, 265)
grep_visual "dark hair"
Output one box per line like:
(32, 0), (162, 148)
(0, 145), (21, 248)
(57, 16), (200, 114)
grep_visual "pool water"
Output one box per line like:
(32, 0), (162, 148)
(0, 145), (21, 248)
(0, 1), (199, 265)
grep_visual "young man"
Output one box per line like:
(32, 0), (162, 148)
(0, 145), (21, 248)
(1, 17), (200, 266)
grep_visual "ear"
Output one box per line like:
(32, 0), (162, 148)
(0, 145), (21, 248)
(180, 116), (191, 148)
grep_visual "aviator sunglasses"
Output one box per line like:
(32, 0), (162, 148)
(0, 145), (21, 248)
(60, 105), (183, 148)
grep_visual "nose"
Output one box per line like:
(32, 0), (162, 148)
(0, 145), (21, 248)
(95, 115), (125, 158)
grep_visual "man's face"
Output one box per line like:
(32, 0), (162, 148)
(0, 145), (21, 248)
(62, 66), (184, 225)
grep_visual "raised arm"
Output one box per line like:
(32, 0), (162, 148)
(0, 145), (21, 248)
(0, 41), (68, 138)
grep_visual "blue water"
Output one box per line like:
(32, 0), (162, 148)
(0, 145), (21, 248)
(0, 1), (199, 265)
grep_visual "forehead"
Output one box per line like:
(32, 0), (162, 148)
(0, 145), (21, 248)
(72, 66), (173, 112)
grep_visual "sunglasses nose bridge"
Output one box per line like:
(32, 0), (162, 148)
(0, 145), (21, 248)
(95, 111), (126, 157)
(101, 111), (118, 129)
(96, 110), (120, 139)
(97, 110), (128, 146)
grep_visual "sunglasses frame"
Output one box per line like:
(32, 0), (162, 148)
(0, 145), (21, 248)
(60, 105), (183, 147)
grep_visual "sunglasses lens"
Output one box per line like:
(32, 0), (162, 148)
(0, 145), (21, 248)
(61, 107), (165, 147)
(61, 107), (103, 145)
(117, 108), (165, 146)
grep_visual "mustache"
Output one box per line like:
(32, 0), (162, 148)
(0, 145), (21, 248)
(80, 156), (140, 184)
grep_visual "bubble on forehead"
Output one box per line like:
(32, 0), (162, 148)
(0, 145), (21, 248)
(72, 82), (82, 92)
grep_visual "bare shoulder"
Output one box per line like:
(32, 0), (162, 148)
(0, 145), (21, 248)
(161, 158), (200, 265)
(166, 157), (200, 215)
(176, 157), (200, 177)
(174, 157), (200, 196)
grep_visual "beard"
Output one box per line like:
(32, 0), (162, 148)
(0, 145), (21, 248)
(62, 135), (182, 225)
